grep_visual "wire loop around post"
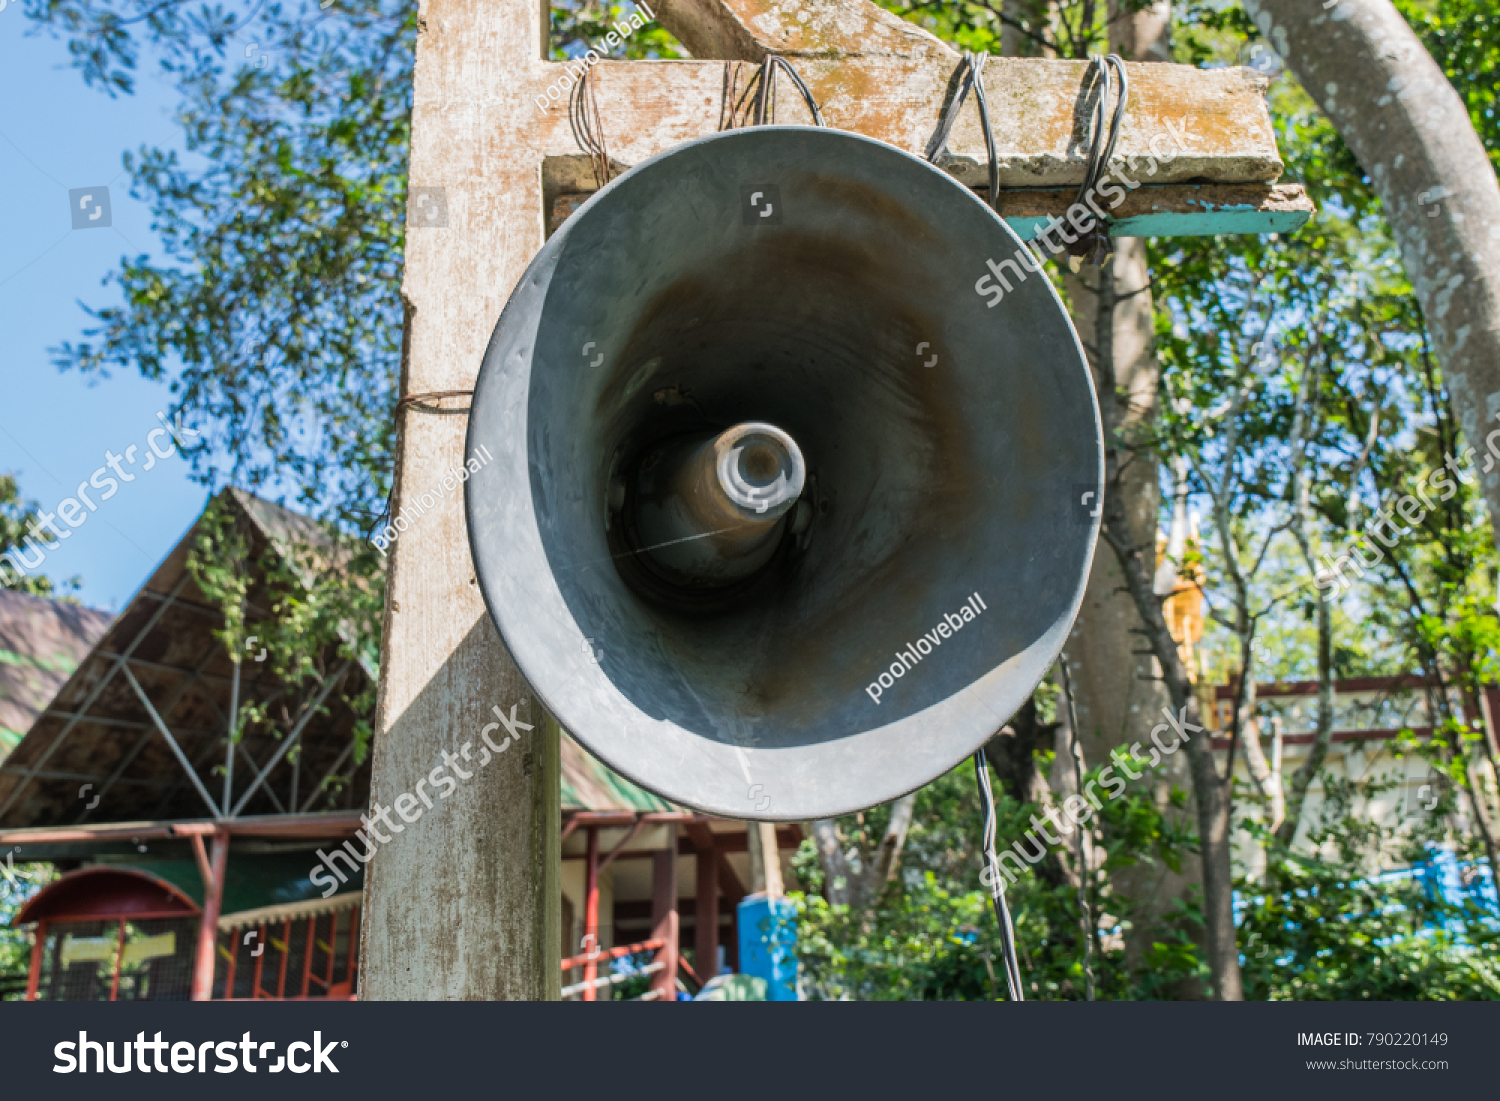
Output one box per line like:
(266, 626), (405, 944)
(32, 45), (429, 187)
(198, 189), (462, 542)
(721, 57), (824, 129)
(569, 64), (613, 190)
(753, 54), (825, 127)
(926, 51), (1000, 214)
(1067, 53), (1129, 265)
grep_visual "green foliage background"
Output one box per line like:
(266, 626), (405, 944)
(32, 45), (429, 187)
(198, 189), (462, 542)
(0, 476), (80, 597)
(8, 0), (1500, 999)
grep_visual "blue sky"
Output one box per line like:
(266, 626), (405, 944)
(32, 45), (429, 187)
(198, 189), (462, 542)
(0, 14), (206, 613)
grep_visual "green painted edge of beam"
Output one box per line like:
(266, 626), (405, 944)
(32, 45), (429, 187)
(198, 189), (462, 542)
(1006, 207), (1313, 241)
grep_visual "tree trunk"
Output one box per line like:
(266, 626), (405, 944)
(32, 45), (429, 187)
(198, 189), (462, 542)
(1055, 2), (1209, 982)
(1450, 685), (1500, 889)
(982, 697), (1059, 808)
(983, 698), (1079, 890)
(1062, 247), (1168, 771)
(1240, 713), (1283, 831)
(868, 794), (918, 895)
(748, 820), (782, 896)
(1280, 353), (1332, 850)
(809, 818), (855, 907)
(1099, 482), (1244, 1000)
(1243, 0), (1500, 557)
(1001, 0), (1056, 57)
(1275, 585), (1333, 847)
(1110, 0), (1171, 62)
(808, 792), (918, 910)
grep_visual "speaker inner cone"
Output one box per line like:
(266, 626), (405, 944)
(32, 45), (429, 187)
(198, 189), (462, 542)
(614, 421), (808, 605)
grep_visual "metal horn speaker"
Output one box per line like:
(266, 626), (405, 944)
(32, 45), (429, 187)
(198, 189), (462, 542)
(465, 126), (1102, 821)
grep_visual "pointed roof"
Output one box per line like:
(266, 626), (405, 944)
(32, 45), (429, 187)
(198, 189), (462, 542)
(0, 490), (374, 829)
(0, 488), (670, 826)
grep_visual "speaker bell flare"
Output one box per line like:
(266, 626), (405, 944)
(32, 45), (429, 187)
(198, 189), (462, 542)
(465, 126), (1103, 821)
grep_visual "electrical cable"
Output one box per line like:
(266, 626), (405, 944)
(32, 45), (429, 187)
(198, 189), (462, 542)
(722, 62), (763, 130)
(720, 62), (744, 131)
(974, 746), (1026, 1001)
(1067, 53), (1129, 264)
(1059, 653), (1097, 1000)
(367, 389), (474, 542)
(393, 390), (473, 418)
(752, 54), (825, 127)
(929, 56), (1023, 1001)
(926, 51), (1000, 213)
(721, 57), (824, 130)
(569, 64), (613, 189)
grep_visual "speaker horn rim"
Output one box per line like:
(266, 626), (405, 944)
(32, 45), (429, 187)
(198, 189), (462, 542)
(465, 125), (1104, 821)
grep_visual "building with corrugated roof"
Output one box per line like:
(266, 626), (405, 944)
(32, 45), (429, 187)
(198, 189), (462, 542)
(0, 490), (793, 1002)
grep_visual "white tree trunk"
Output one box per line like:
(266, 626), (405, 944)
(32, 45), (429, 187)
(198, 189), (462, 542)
(1244, 0), (1500, 541)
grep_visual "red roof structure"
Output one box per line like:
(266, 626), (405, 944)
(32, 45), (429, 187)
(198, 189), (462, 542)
(2, 490), (797, 1003)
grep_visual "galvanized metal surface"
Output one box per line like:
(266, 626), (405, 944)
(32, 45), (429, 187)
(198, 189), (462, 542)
(631, 421), (808, 588)
(466, 126), (1103, 821)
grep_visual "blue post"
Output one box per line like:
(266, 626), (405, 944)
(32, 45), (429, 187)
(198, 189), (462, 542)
(737, 893), (798, 1001)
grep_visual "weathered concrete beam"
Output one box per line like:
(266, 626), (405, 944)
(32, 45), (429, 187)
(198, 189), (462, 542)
(450, 56), (1314, 235)
(492, 56), (1314, 234)
(995, 180), (1315, 239)
(492, 58), (1288, 188)
(639, 0), (1313, 232)
(547, 173), (1314, 240)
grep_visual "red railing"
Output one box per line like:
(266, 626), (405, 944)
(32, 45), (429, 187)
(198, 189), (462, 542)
(560, 936), (693, 1001)
(215, 906), (359, 1000)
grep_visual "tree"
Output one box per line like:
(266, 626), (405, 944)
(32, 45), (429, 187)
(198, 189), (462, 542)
(1241, 0), (1500, 571)
(1239, 773), (1500, 1000)
(25, 0), (679, 532)
(0, 475), (80, 597)
(31, 0), (416, 531)
(794, 754), (1204, 999)
(0, 861), (54, 1000)
(876, 0), (1210, 993)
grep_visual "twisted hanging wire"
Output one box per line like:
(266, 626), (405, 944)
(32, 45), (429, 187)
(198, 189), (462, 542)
(751, 54), (825, 126)
(723, 58), (822, 129)
(720, 61), (745, 131)
(1059, 654), (1097, 1000)
(925, 51), (1000, 213)
(733, 63), (763, 128)
(1067, 53), (1129, 264)
(975, 747), (1026, 1001)
(721, 61), (765, 130)
(569, 64), (612, 189)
